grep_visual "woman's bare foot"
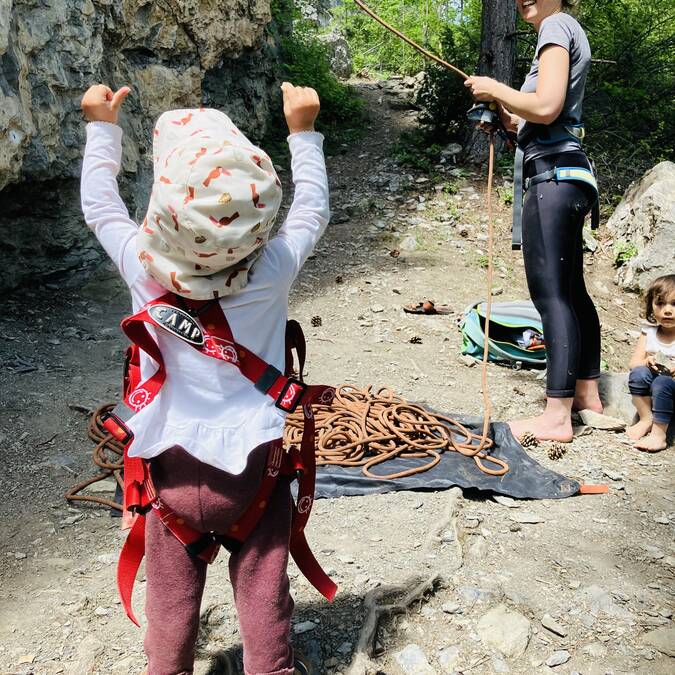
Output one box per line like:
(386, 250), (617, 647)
(509, 415), (574, 442)
(627, 418), (652, 441)
(509, 397), (575, 442)
(634, 423), (668, 452)
(573, 379), (603, 413)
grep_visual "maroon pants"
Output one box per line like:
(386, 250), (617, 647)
(144, 443), (295, 675)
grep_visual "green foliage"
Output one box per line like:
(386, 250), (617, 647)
(393, 128), (443, 173)
(268, 0), (365, 152)
(331, 0), (673, 186)
(497, 185), (513, 206)
(332, 0), (455, 76)
(576, 0), (675, 184)
(613, 239), (639, 267)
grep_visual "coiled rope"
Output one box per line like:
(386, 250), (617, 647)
(65, 404), (124, 511)
(285, 385), (507, 479)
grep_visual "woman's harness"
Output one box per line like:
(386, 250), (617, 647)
(512, 122), (600, 250)
(101, 291), (337, 626)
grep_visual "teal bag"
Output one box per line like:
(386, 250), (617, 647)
(460, 300), (546, 367)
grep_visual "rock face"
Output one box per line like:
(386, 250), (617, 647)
(0, 0), (280, 291)
(607, 161), (675, 293)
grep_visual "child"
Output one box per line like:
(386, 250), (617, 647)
(80, 82), (330, 674)
(627, 274), (675, 452)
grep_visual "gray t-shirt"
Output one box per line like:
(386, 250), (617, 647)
(518, 12), (591, 161)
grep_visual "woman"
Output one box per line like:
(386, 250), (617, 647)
(465, 0), (602, 442)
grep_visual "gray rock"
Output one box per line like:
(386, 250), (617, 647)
(476, 604), (531, 658)
(400, 235), (418, 252)
(545, 650), (571, 667)
(577, 409), (627, 431)
(293, 620), (317, 634)
(65, 635), (104, 675)
(458, 586), (494, 604)
(437, 645), (461, 672)
(642, 627), (675, 656)
(607, 161), (675, 292)
(318, 31), (353, 78)
(578, 585), (632, 619)
(493, 495), (519, 508)
(583, 226), (599, 252)
(393, 644), (436, 675)
(581, 642), (607, 658)
(491, 654), (510, 673)
(598, 372), (636, 423)
(509, 511), (545, 524)
(541, 614), (567, 637)
(441, 602), (462, 615)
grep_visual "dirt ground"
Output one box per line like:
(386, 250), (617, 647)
(0, 81), (673, 675)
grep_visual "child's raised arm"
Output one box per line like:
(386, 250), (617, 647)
(80, 84), (140, 280)
(275, 83), (330, 276)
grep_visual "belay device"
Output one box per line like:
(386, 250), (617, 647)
(467, 102), (517, 148)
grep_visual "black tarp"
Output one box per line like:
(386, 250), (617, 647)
(315, 416), (580, 500)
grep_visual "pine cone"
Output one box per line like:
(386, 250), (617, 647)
(548, 442), (567, 460)
(311, 315), (322, 327)
(519, 430), (539, 448)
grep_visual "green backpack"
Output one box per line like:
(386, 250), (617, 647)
(460, 300), (546, 367)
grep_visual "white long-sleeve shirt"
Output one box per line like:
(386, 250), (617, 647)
(81, 122), (330, 474)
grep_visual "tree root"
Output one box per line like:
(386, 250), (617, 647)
(346, 573), (443, 675)
(347, 488), (465, 675)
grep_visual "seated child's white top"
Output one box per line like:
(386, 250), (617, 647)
(642, 325), (675, 358)
(81, 122), (329, 474)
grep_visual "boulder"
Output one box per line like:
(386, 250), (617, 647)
(598, 371), (636, 423)
(318, 30), (353, 79)
(607, 161), (675, 292)
(0, 0), (280, 292)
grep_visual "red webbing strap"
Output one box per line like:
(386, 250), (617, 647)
(223, 440), (286, 544)
(288, 398), (338, 602)
(198, 302), (308, 409)
(117, 513), (146, 627)
(153, 502), (220, 563)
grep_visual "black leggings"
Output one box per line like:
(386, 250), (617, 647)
(522, 151), (601, 398)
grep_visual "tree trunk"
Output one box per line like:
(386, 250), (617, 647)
(466, 0), (518, 163)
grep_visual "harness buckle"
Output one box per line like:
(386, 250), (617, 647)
(100, 410), (134, 445)
(275, 378), (307, 413)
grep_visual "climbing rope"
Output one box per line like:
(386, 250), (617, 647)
(285, 385), (507, 479)
(65, 404), (124, 511)
(353, 0), (498, 454)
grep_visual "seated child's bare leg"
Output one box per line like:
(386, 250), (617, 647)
(634, 421), (668, 452)
(573, 378), (603, 413)
(627, 395), (653, 440)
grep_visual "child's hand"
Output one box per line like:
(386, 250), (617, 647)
(646, 355), (658, 372)
(81, 85), (131, 124)
(281, 82), (320, 134)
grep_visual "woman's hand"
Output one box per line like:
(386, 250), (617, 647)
(464, 76), (500, 102)
(281, 82), (320, 134)
(81, 85), (131, 124)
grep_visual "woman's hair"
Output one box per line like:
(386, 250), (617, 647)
(562, 0), (579, 8)
(643, 274), (675, 323)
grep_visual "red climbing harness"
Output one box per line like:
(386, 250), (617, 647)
(106, 292), (337, 626)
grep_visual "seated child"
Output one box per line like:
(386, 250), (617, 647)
(627, 274), (675, 452)
(80, 82), (329, 674)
